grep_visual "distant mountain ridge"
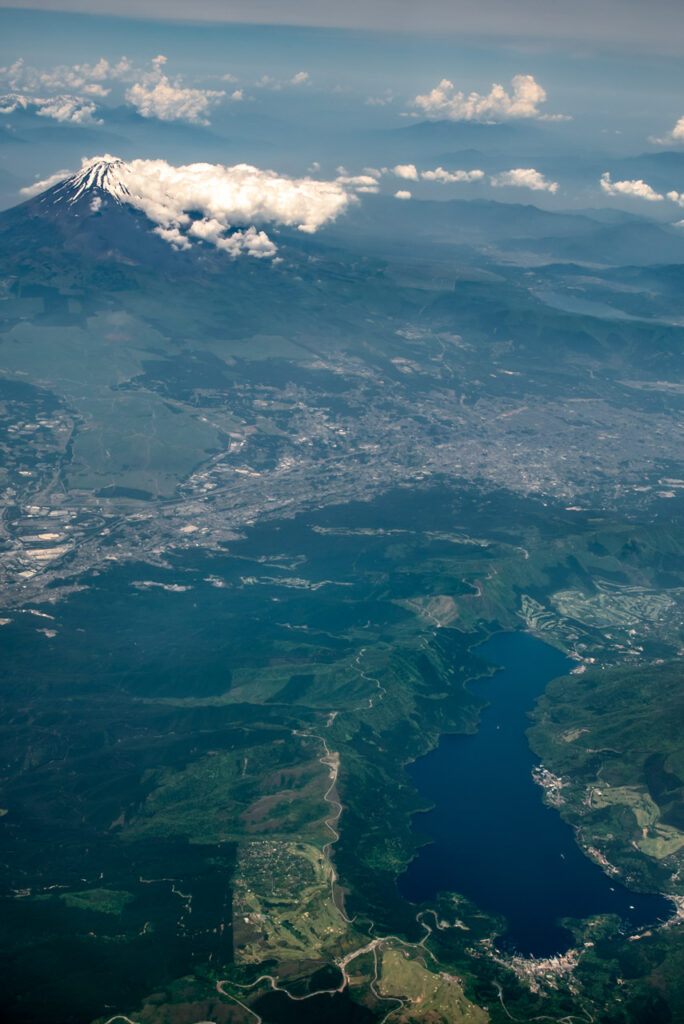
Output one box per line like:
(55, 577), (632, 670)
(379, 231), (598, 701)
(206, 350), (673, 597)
(4, 155), (684, 271)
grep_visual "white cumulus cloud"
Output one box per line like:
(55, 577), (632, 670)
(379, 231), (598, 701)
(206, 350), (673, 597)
(0, 91), (100, 124)
(35, 95), (101, 124)
(153, 225), (192, 250)
(335, 173), (380, 193)
(600, 172), (663, 201)
(186, 218), (277, 258)
(491, 168), (559, 193)
(126, 57), (225, 124)
(394, 190), (412, 200)
(670, 117), (684, 142)
(290, 71), (310, 85)
(0, 92), (28, 114)
(651, 115), (684, 145)
(122, 158), (356, 234)
(666, 190), (684, 207)
(0, 56), (132, 94)
(392, 163), (419, 181)
(0, 54), (231, 127)
(411, 74), (552, 122)
(421, 167), (484, 183)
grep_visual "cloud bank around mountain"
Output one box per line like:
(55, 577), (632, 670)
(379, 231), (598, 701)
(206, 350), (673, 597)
(118, 158), (362, 234)
(26, 156), (375, 258)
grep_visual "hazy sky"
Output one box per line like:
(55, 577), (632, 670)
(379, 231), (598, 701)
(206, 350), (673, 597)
(1, 3), (683, 218)
(4, 0), (684, 51)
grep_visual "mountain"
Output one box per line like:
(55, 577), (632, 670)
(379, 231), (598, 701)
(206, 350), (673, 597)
(388, 117), (521, 148)
(8, 156), (684, 278)
(2, 144), (684, 1024)
(0, 157), (191, 268)
(612, 150), (684, 192)
(329, 192), (684, 266)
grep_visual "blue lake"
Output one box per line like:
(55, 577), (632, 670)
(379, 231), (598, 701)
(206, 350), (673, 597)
(399, 631), (673, 956)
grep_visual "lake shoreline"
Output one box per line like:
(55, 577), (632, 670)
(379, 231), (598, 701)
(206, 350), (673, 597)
(397, 630), (673, 957)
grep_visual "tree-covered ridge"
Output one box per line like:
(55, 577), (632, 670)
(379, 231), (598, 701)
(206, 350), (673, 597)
(529, 660), (684, 896)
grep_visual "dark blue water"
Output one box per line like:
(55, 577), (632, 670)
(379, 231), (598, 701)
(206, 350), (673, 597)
(400, 631), (673, 956)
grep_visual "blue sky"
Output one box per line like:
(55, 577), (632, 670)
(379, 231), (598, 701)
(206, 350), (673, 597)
(1, 5), (683, 218)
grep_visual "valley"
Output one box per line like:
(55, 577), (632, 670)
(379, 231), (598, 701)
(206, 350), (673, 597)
(0, 159), (682, 1024)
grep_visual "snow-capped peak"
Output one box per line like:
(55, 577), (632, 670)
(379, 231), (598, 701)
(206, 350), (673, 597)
(28, 154), (362, 260)
(53, 155), (130, 205)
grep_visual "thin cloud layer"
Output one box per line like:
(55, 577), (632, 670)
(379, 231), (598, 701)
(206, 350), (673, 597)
(491, 168), (559, 193)
(254, 70), (313, 92)
(411, 73), (552, 122)
(366, 89), (394, 107)
(600, 172), (663, 201)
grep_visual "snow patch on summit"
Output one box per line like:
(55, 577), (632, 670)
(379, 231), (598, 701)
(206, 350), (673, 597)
(54, 155), (130, 204)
